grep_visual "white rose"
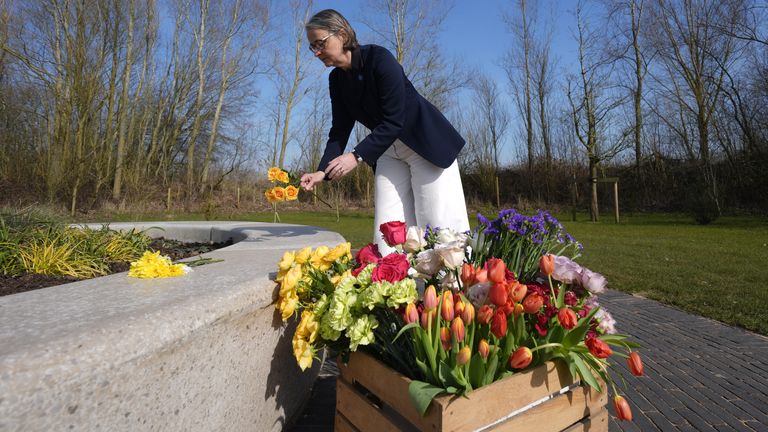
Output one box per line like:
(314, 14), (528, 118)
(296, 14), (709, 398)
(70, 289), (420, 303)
(437, 228), (468, 247)
(403, 226), (427, 253)
(439, 271), (460, 291)
(414, 249), (442, 276)
(435, 241), (466, 270)
(579, 268), (607, 293)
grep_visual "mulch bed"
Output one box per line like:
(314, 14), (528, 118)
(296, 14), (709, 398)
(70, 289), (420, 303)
(0, 238), (232, 297)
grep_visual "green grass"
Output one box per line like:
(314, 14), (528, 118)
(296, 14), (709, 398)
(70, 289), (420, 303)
(87, 209), (768, 334)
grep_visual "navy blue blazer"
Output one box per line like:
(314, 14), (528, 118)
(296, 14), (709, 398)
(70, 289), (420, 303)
(317, 44), (465, 173)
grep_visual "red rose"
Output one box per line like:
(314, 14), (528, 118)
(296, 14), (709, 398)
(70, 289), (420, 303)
(355, 243), (381, 266)
(491, 308), (508, 338)
(379, 221), (407, 246)
(371, 253), (409, 283)
(585, 336), (613, 359)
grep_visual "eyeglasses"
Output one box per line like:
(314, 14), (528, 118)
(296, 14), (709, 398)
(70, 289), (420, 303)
(308, 31), (336, 54)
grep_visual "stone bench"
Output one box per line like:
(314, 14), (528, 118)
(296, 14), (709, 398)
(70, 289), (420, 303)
(0, 222), (346, 432)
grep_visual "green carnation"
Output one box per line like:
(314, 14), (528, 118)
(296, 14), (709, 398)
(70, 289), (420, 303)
(325, 289), (356, 332)
(358, 283), (386, 310)
(346, 314), (379, 351)
(319, 312), (341, 341)
(386, 278), (418, 308)
(313, 294), (330, 318)
(355, 264), (375, 286)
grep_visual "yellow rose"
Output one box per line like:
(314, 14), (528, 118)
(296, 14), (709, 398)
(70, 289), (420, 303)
(292, 338), (314, 371)
(310, 246), (330, 268)
(295, 246), (312, 264)
(268, 167), (282, 182)
(278, 293), (298, 321)
(297, 310), (319, 343)
(272, 187), (286, 201)
(264, 189), (278, 204)
(277, 170), (290, 183)
(324, 242), (351, 262)
(280, 266), (302, 296)
(285, 185), (299, 201)
(278, 251), (295, 271)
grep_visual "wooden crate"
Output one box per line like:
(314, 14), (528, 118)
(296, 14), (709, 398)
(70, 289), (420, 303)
(335, 351), (607, 432)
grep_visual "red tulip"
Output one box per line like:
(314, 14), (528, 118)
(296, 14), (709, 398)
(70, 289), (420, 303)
(522, 293), (544, 314)
(487, 258), (507, 284)
(461, 302), (475, 325)
(424, 285), (438, 310)
(461, 263), (476, 287)
(403, 303), (418, 324)
(557, 307), (578, 330)
(585, 337), (613, 359)
(508, 281), (528, 303)
(628, 351), (644, 376)
(457, 346), (472, 366)
(613, 395), (633, 421)
(509, 346), (533, 369)
(477, 305), (494, 325)
(478, 339), (490, 359)
(540, 254), (555, 276)
(489, 281), (509, 307)
(475, 269), (488, 284)
(441, 290), (455, 321)
(440, 327), (452, 351)
(451, 317), (465, 343)
(491, 308), (507, 338)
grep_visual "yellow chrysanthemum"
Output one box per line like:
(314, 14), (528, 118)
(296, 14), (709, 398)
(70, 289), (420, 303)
(128, 251), (190, 278)
(278, 251), (295, 271)
(277, 170), (290, 183)
(294, 247), (312, 264)
(285, 185), (299, 201)
(268, 167), (282, 182)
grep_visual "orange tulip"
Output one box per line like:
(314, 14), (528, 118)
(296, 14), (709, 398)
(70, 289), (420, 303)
(522, 293), (544, 314)
(540, 254), (555, 276)
(509, 346), (533, 369)
(424, 285), (438, 310)
(441, 290), (455, 321)
(420, 309), (435, 330)
(454, 298), (465, 317)
(613, 395), (633, 421)
(557, 307), (578, 330)
(475, 269), (488, 283)
(403, 303), (418, 324)
(461, 263), (476, 287)
(478, 339), (490, 359)
(487, 258), (507, 284)
(628, 351), (644, 376)
(457, 346), (472, 366)
(440, 327), (452, 351)
(508, 281), (528, 303)
(461, 302), (475, 325)
(451, 317), (465, 343)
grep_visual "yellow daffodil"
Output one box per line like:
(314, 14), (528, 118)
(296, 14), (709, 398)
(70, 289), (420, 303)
(128, 251), (190, 278)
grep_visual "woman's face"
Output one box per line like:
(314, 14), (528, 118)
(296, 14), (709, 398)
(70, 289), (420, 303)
(306, 28), (349, 68)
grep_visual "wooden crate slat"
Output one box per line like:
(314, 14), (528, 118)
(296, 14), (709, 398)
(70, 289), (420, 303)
(561, 407), (608, 432)
(335, 411), (359, 432)
(336, 376), (413, 432)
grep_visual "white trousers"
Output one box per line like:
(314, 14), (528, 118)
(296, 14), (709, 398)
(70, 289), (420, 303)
(374, 140), (470, 255)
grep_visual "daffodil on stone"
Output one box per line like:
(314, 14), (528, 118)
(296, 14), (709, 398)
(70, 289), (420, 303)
(128, 251), (191, 278)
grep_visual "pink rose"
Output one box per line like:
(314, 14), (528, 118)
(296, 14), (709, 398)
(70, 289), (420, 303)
(380, 221), (407, 246)
(371, 253), (409, 283)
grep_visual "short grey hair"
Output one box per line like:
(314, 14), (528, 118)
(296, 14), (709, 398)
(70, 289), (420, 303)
(305, 9), (359, 51)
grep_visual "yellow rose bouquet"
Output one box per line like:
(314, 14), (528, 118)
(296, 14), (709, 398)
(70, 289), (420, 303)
(264, 166), (329, 222)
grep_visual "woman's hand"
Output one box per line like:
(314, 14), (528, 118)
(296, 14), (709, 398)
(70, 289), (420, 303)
(300, 171), (326, 191)
(325, 153), (359, 180)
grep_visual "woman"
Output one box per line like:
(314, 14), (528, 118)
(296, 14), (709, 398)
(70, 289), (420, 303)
(300, 9), (469, 254)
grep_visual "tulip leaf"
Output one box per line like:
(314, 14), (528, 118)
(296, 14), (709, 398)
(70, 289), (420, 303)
(569, 352), (601, 391)
(468, 353), (485, 388)
(439, 360), (461, 388)
(483, 354), (499, 386)
(393, 322), (420, 342)
(408, 380), (445, 416)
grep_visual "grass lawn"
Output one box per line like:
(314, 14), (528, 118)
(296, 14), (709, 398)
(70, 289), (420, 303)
(96, 209), (768, 335)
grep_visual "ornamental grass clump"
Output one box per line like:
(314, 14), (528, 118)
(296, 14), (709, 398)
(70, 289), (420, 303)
(275, 210), (644, 421)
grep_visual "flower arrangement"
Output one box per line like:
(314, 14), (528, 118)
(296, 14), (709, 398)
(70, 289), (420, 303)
(274, 209), (643, 422)
(128, 251), (191, 278)
(264, 166), (330, 222)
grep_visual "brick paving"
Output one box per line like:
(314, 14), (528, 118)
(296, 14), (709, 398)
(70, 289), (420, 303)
(287, 290), (768, 431)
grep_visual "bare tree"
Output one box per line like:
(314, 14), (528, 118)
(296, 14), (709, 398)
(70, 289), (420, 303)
(505, 0), (535, 172)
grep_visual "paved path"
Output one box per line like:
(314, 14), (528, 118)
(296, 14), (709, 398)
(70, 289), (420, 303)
(288, 290), (768, 431)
